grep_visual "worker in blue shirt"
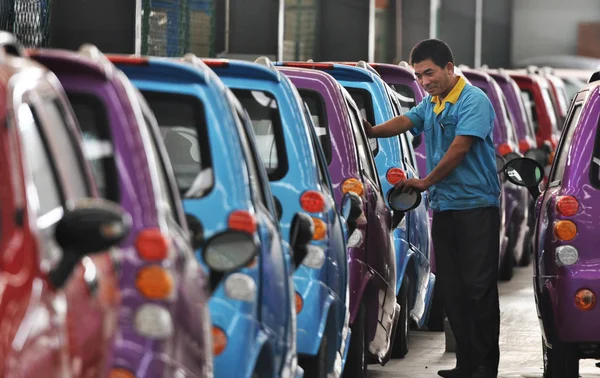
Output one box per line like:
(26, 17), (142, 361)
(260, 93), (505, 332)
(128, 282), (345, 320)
(363, 39), (501, 378)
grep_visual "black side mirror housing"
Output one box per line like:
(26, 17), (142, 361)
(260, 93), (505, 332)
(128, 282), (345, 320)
(341, 192), (363, 234)
(411, 134), (423, 149)
(50, 198), (131, 289)
(289, 213), (314, 268)
(185, 213), (204, 250)
(503, 157), (545, 199)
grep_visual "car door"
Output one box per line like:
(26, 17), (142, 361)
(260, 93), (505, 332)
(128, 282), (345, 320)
(25, 81), (118, 375)
(229, 92), (292, 370)
(343, 91), (393, 286)
(302, 101), (347, 296)
(4, 93), (67, 378)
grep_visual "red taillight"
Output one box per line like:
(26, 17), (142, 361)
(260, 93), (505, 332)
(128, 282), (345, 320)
(300, 191), (326, 213)
(518, 139), (530, 153)
(228, 210), (257, 234)
(556, 196), (579, 217)
(282, 62), (334, 70)
(386, 168), (407, 185)
(106, 55), (149, 65)
(498, 143), (512, 156)
(202, 59), (230, 68)
(136, 229), (170, 261)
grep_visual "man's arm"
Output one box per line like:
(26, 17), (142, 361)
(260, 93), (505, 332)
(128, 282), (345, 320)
(396, 135), (475, 193)
(363, 115), (414, 138)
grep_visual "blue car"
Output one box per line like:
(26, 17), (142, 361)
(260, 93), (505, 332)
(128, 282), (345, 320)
(206, 57), (353, 377)
(286, 61), (436, 358)
(112, 55), (303, 378)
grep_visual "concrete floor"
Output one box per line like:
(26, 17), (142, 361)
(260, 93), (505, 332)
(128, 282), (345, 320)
(368, 266), (600, 377)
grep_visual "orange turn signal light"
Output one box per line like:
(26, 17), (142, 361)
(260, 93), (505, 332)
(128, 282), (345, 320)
(554, 220), (577, 241)
(342, 178), (364, 196)
(295, 292), (303, 313)
(212, 326), (228, 355)
(108, 368), (135, 378)
(135, 265), (173, 300)
(312, 217), (327, 240)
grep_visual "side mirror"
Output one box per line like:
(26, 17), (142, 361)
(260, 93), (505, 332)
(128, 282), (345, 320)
(185, 213), (204, 250)
(412, 134), (423, 149)
(341, 192), (363, 234)
(203, 231), (258, 272)
(503, 157), (545, 199)
(50, 198), (131, 289)
(387, 186), (422, 212)
(289, 213), (314, 267)
(495, 154), (507, 174)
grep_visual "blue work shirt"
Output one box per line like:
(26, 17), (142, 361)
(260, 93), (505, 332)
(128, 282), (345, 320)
(404, 76), (500, 211)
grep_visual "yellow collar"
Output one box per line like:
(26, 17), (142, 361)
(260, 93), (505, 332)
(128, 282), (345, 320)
(430, 76), (467, 115)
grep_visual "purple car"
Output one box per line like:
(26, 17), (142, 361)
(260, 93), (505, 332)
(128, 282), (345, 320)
(460, 67), (528, 281)
(277, 65), (400, 377)
(30, 47), (214, 378)
(503, 71), (600, 377)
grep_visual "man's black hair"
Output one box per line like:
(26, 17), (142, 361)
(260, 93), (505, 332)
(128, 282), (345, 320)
(409, 39), (455, 68)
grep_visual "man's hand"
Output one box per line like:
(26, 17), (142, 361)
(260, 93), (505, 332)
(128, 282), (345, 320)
(362, 118), (374, 137)
(394, 178), (430, 193)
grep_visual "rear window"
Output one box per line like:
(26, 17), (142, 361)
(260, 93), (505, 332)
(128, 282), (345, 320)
(67, 93), (120, 202)
(141, 91), (213, 198)
(232, 89), (288, 181)
(345, 88), (378, 156)
(297, 89), (332, 164)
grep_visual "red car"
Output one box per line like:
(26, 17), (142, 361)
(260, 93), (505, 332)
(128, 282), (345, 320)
(0, 33), (129, 377)
(509, 71), (560, 153)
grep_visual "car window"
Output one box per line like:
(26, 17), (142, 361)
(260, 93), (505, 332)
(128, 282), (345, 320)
(392, 84), (417, 113)
(17, 103), (63, 217)
(231, 89), (288, 181)
(36, 98), (90, 198)
(142, 91), (214, 199)
(345, 88), (379, 156)
(230, 99), (271, 209)
(550, 103), (583, 185)
(520, 90), (538, 133)
(386, 85), (402, 117)
(67, 93), (120, 202)
(303, 102), (333, 194)
(297, 89), (332, 164)
(541, 86), (559, 133)
(140, 106), (182, 218)
(344, 95), (378, 184)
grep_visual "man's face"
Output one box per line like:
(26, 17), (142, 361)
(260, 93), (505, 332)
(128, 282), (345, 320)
(413, 59), (454, 97)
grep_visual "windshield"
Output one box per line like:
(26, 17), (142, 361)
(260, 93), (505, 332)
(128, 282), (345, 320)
(231, 89), (287, 181)
(141, 91), (214, 198)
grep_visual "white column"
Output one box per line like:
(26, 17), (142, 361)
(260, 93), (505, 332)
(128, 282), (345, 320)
(277, 0), (285, 61)
(474, 0), (483, 67)
(134, 0), (142, 55)
(369, 0), (375, 62)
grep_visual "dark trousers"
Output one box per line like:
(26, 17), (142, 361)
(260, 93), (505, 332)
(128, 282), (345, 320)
(432, 207), (501, 371)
